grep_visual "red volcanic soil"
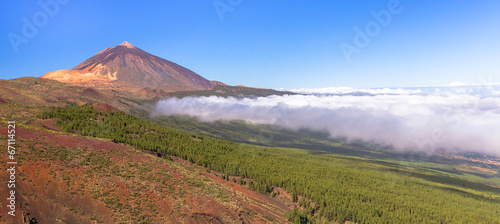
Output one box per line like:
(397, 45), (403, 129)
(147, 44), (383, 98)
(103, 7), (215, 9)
(209, 81), (227, 87)
(0, 124), (292, 223)
(234, 85), (265, 90)
(92, 103), (121, 112)
(0, 97), (12, 104)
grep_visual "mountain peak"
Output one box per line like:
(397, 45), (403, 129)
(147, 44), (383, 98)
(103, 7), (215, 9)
(41, 42), (225, 93)
(119, 41), (135, 48)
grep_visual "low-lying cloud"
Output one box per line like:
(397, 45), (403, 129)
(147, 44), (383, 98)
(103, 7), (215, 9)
(153, 88), (500, 155)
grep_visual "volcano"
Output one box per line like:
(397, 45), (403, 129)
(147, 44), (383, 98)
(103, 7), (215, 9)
(41, 41), (223, 92)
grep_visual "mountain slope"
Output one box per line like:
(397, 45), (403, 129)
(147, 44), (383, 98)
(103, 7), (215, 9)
(41, 41), (221, 92)
(27, 105), (500, 223)
(0, 124), (291, 223)
(1, 79), (500, 223)
(0, 78), (296, 224)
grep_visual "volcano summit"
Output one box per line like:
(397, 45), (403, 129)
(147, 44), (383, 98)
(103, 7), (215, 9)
(41, 41), (222, 92)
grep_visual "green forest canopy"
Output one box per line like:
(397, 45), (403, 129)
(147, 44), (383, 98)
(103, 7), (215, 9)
(39, 105), (500, 223)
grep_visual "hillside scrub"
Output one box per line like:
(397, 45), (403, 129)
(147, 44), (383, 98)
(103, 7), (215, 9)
(39, 105), (500, 223)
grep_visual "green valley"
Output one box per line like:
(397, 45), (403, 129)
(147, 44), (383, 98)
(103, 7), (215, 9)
(38, 105), (500, 223)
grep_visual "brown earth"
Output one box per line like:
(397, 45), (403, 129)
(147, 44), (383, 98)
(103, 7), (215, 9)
(0, 121), (292, 223)
(0, 77), (146, 110)
(0, 75), (302, 224)
(91, 103), (121, 113)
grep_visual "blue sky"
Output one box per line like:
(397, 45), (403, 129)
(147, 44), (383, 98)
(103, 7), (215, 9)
(1, 0), (499, 89)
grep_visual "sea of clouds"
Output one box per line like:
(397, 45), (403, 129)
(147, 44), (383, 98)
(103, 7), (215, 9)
(153, 85), (500, 155)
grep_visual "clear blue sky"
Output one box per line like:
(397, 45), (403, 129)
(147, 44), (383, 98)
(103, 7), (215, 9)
(1, 0), (499, 89)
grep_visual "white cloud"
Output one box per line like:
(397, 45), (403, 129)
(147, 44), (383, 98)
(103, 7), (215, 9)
(282, 87), (422, 95)
(153, 92), (500, 155)
(448, 81), (468, 87)
(284, 85), (500, 98)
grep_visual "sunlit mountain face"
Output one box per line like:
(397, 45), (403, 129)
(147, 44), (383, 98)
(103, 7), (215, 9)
(41, 41), (223, 92)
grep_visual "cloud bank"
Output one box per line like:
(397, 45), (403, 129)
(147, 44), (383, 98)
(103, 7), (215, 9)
(284, 85), (500, 97)
(283, 87), (422, 95)
(153, 88), (500, 155)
